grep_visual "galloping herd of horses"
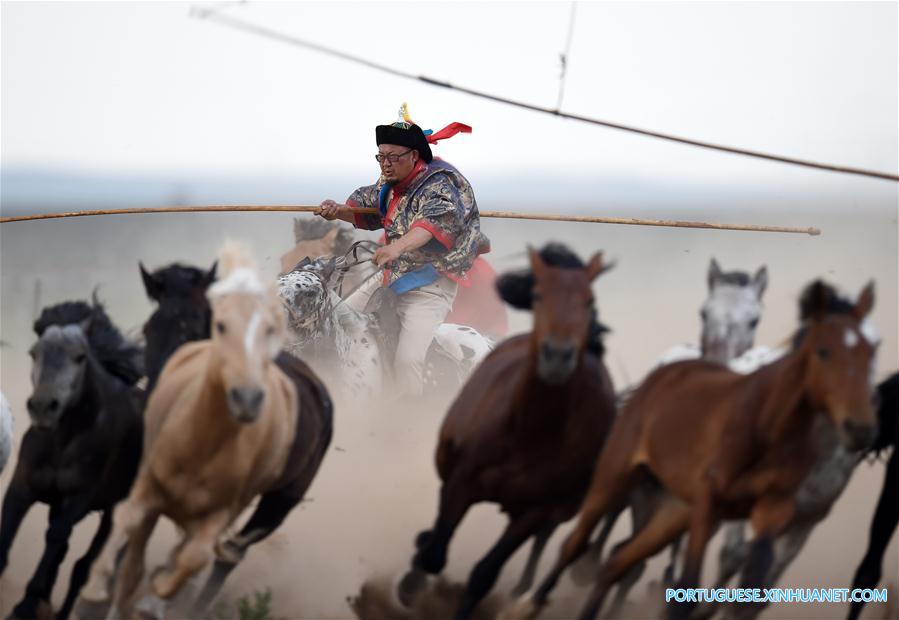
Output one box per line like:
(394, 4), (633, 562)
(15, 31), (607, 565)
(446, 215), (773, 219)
(0, 221), (896, 620)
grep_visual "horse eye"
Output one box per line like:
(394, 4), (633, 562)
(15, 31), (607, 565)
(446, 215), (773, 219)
(74, 353), (87, 364)
(817, 348), (830, 360)
(749, 318), (760, 329)
(266, 326), (275, 337)
(700, 309), (708, 321)
(216, 321), (226, 335)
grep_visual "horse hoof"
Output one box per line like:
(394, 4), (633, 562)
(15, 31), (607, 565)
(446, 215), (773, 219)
(496, 594), (539, 620)
(396, 569), (428, 608)
(72, 598), (111, 620)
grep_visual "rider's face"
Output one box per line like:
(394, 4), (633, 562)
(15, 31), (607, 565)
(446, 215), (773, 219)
(378, 143), (419, 182)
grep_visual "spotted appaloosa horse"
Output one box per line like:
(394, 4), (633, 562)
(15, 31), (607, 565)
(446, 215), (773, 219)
(0, 299), (143, 620)
(277, 257), (492, 403)
(82, 243), (332, 619)
(508, 279), (877, 620)
(848, 370), (899, 620)
(396, 243), (616, 620)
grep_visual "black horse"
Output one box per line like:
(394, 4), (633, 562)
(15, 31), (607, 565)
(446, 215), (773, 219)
(126, 260), (334, 614)
(848, 370), (899, 620)
(0, 300), (144, 620)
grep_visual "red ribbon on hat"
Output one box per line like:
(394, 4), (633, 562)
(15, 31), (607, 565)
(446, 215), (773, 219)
(426, 123), (472, 144)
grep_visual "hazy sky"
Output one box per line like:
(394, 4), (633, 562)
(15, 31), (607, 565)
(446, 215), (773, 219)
(2, 1), (897, 190)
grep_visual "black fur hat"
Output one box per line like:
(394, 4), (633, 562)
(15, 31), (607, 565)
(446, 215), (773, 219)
(375, 122), (433, 163)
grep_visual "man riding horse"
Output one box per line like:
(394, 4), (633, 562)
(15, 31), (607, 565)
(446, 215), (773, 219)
(316, 105), (489, 397)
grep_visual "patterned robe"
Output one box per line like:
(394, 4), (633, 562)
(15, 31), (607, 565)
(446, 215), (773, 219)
(346, 159), (489, 286)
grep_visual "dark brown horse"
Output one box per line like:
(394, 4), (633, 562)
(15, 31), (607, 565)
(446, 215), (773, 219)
(848, 370), (899, 620)
(397, 243), (616, 620)
(509, 279), (877, 620)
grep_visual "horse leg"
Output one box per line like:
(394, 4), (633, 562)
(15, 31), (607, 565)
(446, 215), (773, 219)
(722, 495), (796, 620)
(110, 499), (160, 620)
(454, 511), (547, 620)
(725, 520), (815, 620)
(607, 482), (660, 617)
(11, 494), (92, 620)
(0, 478), (36, 576)
(569, 505), (624, 586)
(190, 485), (305, 614)
(577, 494), (691, 620)
(55, 508), (113, 620)
(669, 491), (718, 620)
(512, 464), (636, 618)
(849, 449), (899, 620)
(150, 510), (229, 601)
(398, 477), (474, 606)
(511, 524), (556, 597)
(80, 503), (133, 605)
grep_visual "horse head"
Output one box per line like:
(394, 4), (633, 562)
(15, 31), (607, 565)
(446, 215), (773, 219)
(796, 280), (877, 451)
(208, 242), (287, 424)
(28, 298), (141, 429)
(277, 257), (339, 348)
(524, 244), (607, 385)
(141, 261), (217, 389)
(700, 258), (768, 365)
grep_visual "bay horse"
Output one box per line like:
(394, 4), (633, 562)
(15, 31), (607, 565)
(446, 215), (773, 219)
(508, 279), (877, 620)
(570, 258), (770, 606)
(396, 243), (616, 620)
(0, 299), (144, 620)
(81, 243), (332, 618)
(848, 370), (899, 620)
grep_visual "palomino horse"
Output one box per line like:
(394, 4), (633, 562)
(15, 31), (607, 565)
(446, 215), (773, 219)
(509, 279), (877, 620)
(83, 243), (331, 618)
(396, 243), (616, 620)
(570, 258), (770, 606)
(0, 300), (144, 620)
(277, 257), (493, 403)
(849, 370), (899, 620)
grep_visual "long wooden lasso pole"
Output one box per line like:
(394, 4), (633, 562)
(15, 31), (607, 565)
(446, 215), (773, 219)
(0, 205), (821, 235)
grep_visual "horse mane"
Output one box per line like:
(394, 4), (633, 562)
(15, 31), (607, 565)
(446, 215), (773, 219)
(33, 299), (144, 386)
(791, 280), (853, 349)
(495, 242), (611, 357)
(870, 371), (899, 457)
(208, 240), (266, 299)
(714, 271), (751, 287)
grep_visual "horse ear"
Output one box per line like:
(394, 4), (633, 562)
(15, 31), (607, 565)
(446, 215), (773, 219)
(321, 257), (337, 283)
(203, 261), (218, 288)
(140, 262), (163, 300)
(527, 246), (545, 277)
(585, 252), (605, 282)
(803, 280), (832, 321)
(853, 281), (875, 321)
(708, 258), (722, 291)
(753, 265), (768, 299)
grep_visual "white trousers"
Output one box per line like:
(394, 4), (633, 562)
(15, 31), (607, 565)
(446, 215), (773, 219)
(346, 272), (458, 397)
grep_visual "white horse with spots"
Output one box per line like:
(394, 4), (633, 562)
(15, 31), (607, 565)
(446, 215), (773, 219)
(0, 391), (13, 474)
(277, 258), (492, 404)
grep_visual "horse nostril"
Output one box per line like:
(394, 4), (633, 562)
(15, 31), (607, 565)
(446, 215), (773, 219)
(229, 388), (242, 405)
(26, 397), (36, 412)
(247, 389), (264, 410)
(843, 420), (874, 449)
(48, 399), (59, 412)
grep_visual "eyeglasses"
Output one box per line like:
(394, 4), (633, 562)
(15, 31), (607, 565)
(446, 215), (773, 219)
(375, 149), (413, 164)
